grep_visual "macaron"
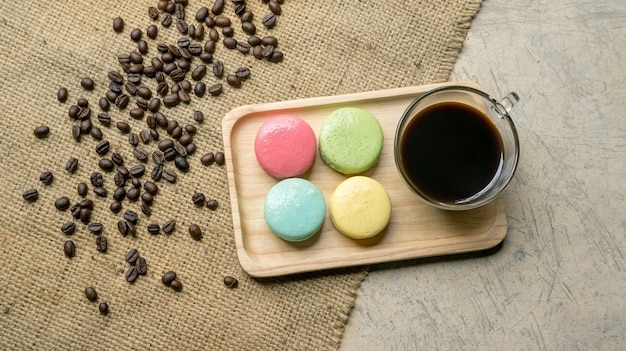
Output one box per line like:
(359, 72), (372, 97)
(254, 115), (317, 179)
(318, 107), (383, 174)
(263, 178), (326, 242)
(330, 176), (391, 239)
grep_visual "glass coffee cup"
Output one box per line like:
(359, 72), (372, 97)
(394, 85), (520, 210)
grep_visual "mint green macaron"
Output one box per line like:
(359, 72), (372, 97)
(318, 107), (384, 174)
(263, 178), (326, 242)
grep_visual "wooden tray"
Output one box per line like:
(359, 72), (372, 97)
(222, 81), (507, 277)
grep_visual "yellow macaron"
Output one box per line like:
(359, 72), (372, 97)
(329, 176), (391, 239)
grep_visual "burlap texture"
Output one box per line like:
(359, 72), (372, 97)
(0, 0), (481, 349)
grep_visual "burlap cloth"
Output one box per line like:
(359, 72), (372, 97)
(0, 0), (481, 349)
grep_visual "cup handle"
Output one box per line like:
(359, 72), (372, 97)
(498, 92), (520, 113)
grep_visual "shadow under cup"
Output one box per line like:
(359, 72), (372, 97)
(394, 86), (520, 210)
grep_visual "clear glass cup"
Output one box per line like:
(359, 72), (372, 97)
(394, 85), (520, 210)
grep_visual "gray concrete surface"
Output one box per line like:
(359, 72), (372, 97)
(341, 0), (626, 349)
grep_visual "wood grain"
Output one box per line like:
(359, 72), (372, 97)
(222, 82), (508, 277)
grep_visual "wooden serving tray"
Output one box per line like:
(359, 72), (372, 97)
(222, 81), (507, 277)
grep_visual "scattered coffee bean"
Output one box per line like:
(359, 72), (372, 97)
(188, 224), (202, 240)
(110, 201), (122, 213)
(113, 17), (124, 32)
(127, 188), (139, 203)
(99, 302), (109, 315)
(170, 279), (183, 291)
(223, 37), (237, 49)
(252, 45), (264, 59)
(93, 187), (107, 197)
(91, 127), (103, 141)
(79, 208), (92, 223)
(192, 192), (206, 206)
(206, 199), (219, 210)
(248, 35), (261, 47)
(241, 11), (253, 23)
(200, 152), (215, 165)
(129, 164), (145, 178)
(141, 203), (152, 216)
(268, 0), (282, 15)
(125, 249), (140, 265)
(162, 169), (177, 183)
(236, 41), (250, 54)
(162, 271), (177, 286)
(64, 240), (76, 258)
(81, 77), (95, 90)
(97, 113), (112, 126)
(125, 267), (139, 283)
(163, 93), (179, 107)
(77, 182), (88, 197)
(194, 81), (206, 97)
(214, 151), (225, 165)
(269, 51), (284, 63)
(34, 126), (50, 138)
(66, 157), (79, 173)
(133, 147), (149, 162)
(90, 172), (104, 187)
(58, 87), (68, 102)
(214, 15), (230, 27)
(96, 235), (107, 252)
(162, 219), (176, 234)
(55, 196), (70, 211)
(242, 21), (256, 35)
(130, 28), (142, 41)
(222, 26), (234, 37)
(117, 220), (131, 236)
(136, 257), (147, 275)
(88, 223), (103, 235)
(262, 13), (277, 28)
(99, 158), (114, 171)
(85, 287), (98, 302)
(115, 94), (130, 109)
(212, 61), (224, 77)
(95, 140), (110, 156)
(226, 74), (241, 88)
(79, 199), (94, 209)
(61, 222), (76, 235)
(223, 275), (238, 288)
(147, 223), (161, 235)
(141, 192), (154, 205)
(174, 156), (189, 172)
(39, 171), (53, 185)
(235, 67), (250, 79)
(124, 210), (138, 224)
(128, 132), (139, 146)
(186, 143), (197, 154)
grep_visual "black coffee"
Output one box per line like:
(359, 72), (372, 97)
(399, 102), (503, 203)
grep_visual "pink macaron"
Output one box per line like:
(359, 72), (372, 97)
(254, 115), (317, 179)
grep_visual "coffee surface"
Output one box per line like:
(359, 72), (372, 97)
(400, 102), (503, 203)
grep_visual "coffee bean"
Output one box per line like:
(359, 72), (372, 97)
(236, 41), (250, 54)
(193, 111), (205, 123)
(223, 37), (237, 49)
(200, 152), (215, 166)
(113, 17), (124, 32)
(160, 220), (175, 235)
(179, 134), (193, 147)
(141, 202), (152, 217)
(54, 196), (70, 211)
(113, 172), (126, 187)
(212, 61), (224, 77)
(241, 11), (253, 22)
(162, 169), (177, 183)
(90, 172), (103, 187)
(204, 15), (215, 27)
(79, 199), (94, 209)
(94, 140), (110, 156)
(79, 118), (92, 134)
(174, 156), (189, 172)
(206, 84), (222, 97)
(142, 182), (158, 197)
(84, 287), (98, 302)
(269, 51), (284, 63)
(138, 40), (148, 54)
(139, 130), (150, 144)
(126, 267), (139, 283)
(58, 87), (68, 102)
(235, 67), (250, 79)
(91, 127), (103, 141)
(193, 81), (206, 97)
(226, 74), (241, 88)
(268, 0), (282, 15)
(77, 98), (89, 107)
(93, 187), (107, 197)
(242, 21), (256, 35)
(136, 257), (147, 275)
(161, 12), (172, 26)
(81, 77), (95, 90)
(163, 93), (179, 107)
(215, 152), (225, 165)
(66, 157), (79, 173)
(190, 65), (206, 81)
(140, 192), (153, 205)
(114, 122), (130, 135)
(206, 199), (219, 210)
(39, 170), (53, 185)
(173, 143), (187, 157)
(192, 192), (206, 206)
(204, 39), (216, 53)
(262, 44), (274, 58)
(170, 279), (183, 291)
(175, 2), (185, 19)
(176, 19), (188, 34)
(77, 182), (88, 197)
(110, 201), (122, 214)
(115, 94), (130, 109)
(70, 204), (81, 219)
(99, 302), (109, 315)
(151, 165), (163, 181)
(234, 2), (246, 15)
(128, 132), (139, 146)
(133, 147), (149, 162)
(97, 113), (111, 127)
(147, 223), (161, 235)
(178, 89), (191, 104)
(129, 164), (145, 178)
(118, 220), (130, 236)
(148, 98), (161, 112)
(99, 158), (114, 171)
(71, 125), (81, 142)
(130, 28), (142, 41)
(61, 222), (76, 235)
(125, 249), (139, 265)
(222, 26), (234, 37)
(158, 139), (174, 151)
(214, 15), (230, 27)
(162, 271), (177, 285)
(223, 275), (238, 288)
(199, 52), (213, 64)
(127, 187), (140, 202)
(96, 235), (107, 252)
(123, 210), (138, 225)
(34, 126), (50, 138)
(64, 240), (76, 258)
(188, 224), (202, 240)
(86, 223), (102, 235)
(110, 187), (125, 201)
(126, 82), (139, 95)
